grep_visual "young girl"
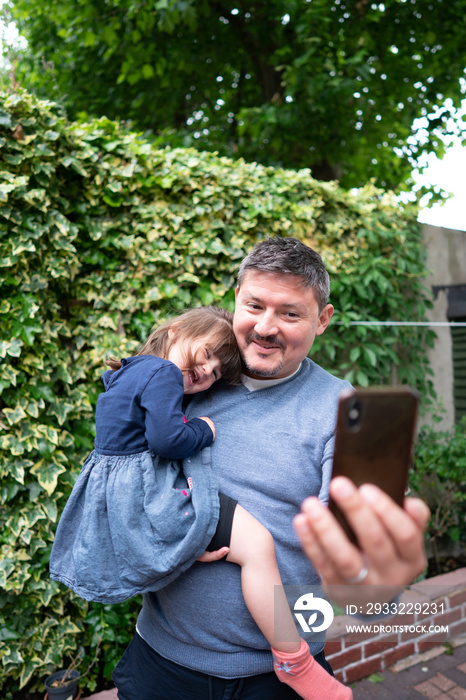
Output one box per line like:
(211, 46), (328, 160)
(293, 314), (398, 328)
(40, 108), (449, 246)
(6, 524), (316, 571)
(50, 306), (351, 700)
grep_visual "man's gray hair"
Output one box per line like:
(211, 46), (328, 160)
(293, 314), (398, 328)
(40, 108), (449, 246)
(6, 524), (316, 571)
(237, 237), (330, 311)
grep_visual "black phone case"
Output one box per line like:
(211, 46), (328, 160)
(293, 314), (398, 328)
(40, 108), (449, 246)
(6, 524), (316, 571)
(329, 387), (419, 546)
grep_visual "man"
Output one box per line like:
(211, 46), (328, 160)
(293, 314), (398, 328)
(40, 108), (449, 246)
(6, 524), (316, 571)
(113, 237), (429, 699)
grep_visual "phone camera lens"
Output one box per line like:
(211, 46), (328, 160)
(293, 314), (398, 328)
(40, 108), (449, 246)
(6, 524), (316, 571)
(347, 399), (361, 430)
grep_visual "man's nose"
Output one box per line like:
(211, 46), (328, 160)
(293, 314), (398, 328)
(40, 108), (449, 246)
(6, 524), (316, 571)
(254, 311), (279, 337)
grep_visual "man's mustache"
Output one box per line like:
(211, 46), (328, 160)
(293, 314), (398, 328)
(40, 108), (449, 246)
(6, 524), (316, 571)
(245, 333), (286, 351)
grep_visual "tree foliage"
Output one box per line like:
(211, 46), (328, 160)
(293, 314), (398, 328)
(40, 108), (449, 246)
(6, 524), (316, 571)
(0, 90), (435, 696)
(7, 0), (466, 195)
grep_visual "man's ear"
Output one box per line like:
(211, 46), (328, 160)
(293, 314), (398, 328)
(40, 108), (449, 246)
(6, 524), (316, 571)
(316, 304), (334, 336)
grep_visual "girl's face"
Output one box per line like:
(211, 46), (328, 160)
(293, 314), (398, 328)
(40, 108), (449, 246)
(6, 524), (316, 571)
(167, 334), (222, 394)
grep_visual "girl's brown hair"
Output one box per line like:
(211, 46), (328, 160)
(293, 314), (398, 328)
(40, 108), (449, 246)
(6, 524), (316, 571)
(106, 306), (242, 385)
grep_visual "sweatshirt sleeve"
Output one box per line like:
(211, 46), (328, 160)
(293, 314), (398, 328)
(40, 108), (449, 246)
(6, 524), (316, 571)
(140, 363), (214, 459)
(318, 432), (335, 505)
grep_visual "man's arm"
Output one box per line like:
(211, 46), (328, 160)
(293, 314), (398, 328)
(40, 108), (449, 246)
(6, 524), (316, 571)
(294, 476), (429, 604)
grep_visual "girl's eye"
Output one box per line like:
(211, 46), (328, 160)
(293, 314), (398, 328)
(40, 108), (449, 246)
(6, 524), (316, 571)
(205, 347), (211, 359)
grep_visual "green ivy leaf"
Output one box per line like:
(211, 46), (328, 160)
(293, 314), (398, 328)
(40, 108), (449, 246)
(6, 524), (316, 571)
(0, 338), (23, 358)
(30, 460), (66, 496)
(3, 406), (27, 425)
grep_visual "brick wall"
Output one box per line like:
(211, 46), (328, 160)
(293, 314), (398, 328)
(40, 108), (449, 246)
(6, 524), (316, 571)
(324, 567), (466, 684)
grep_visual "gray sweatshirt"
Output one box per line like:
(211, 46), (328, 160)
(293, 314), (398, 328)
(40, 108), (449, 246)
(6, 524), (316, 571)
(137, 358), (350, 678)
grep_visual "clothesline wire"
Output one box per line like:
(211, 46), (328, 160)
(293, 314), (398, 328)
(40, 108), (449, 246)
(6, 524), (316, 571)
(334, 321), (466, 327)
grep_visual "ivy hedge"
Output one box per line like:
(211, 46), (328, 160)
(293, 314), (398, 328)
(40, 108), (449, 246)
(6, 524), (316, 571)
(412, 418), (466, 573)
(0, 90), (435, 696)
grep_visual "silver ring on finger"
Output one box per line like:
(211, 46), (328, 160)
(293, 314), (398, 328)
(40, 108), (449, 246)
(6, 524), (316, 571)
(346, 563), (369, 584)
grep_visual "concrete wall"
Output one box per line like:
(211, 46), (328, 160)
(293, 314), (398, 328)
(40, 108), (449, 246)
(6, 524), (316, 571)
(422, 224), (466, 430)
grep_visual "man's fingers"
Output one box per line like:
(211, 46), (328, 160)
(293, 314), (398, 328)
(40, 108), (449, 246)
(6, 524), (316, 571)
(331, 479), (428, 582)
(293, 511), (338, 582)
(296, 494), (366, 585)
(358, 484), (427, 566)
(197, 547), (229, 563)
(296, 478), (429, 588)
(328, 477), (397, 567)
(404, 497), (430, 531)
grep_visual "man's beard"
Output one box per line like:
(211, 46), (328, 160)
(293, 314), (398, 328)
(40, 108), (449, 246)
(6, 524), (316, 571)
(242, 333), (286, 377)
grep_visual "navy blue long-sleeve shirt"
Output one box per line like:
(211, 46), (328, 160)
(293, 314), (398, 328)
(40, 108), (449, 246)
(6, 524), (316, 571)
(94, 355), (214, 458)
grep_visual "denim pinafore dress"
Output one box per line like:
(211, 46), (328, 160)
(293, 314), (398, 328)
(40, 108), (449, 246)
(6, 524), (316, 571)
(49, 356), (219, 604)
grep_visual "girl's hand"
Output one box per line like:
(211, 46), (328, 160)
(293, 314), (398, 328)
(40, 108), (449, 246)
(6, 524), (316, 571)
(199, 416), (215, 439)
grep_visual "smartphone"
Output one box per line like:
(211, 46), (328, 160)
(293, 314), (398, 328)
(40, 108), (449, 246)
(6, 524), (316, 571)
(329, 387), (419, 547)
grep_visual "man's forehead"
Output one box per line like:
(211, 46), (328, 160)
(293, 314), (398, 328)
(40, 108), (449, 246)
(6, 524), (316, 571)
(238, 271), (316, 299)
(241, 290), (309, 310)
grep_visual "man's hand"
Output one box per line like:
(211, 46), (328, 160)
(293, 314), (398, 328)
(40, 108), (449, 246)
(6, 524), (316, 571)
(197, 547), (229, 563)
(294, 476), (430, 604)
(199, 416), (216, 439)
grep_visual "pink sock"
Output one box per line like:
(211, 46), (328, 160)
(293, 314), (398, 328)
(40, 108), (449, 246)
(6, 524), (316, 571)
(272, 639), (353, 700)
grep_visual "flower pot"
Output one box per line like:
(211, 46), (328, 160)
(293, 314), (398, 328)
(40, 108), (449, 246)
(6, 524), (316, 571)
(44, 692), (81, 700)
(44, 670), (80, 700)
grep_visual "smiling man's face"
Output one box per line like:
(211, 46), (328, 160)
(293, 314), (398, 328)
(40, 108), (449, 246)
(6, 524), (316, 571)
(233, 270), (334, 380)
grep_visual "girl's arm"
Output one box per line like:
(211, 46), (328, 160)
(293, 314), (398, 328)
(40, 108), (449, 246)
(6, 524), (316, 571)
(140, 364), (214, 459)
